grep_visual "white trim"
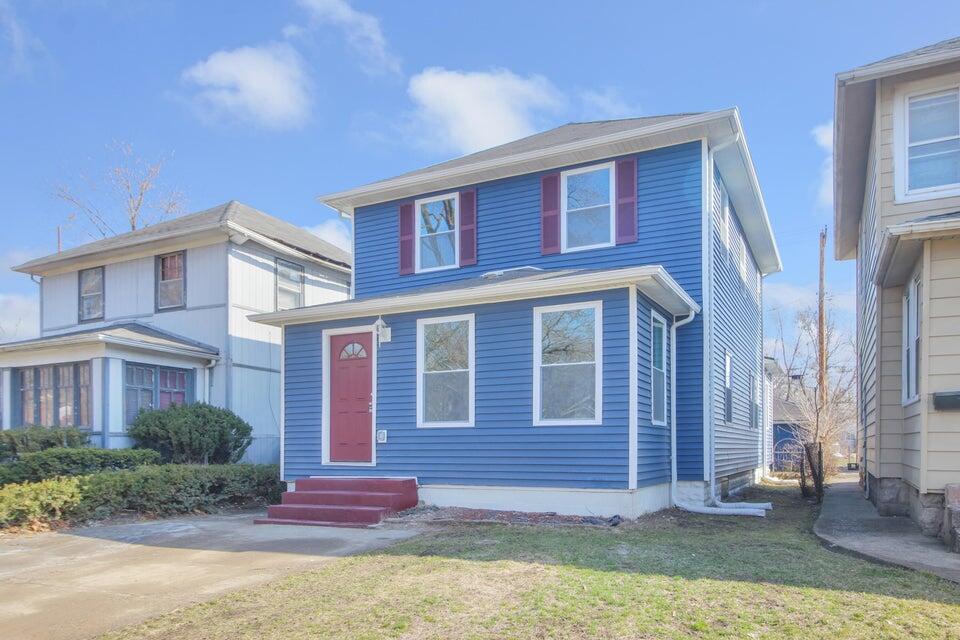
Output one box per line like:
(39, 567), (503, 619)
(902, 272), (921, 405)
(559, 161), (616, 253)
(279, 326), (286, 480)
(628, 287), (638, 490)
(414, 192), (460, 274)
(650, 309), (667, 427)
(532, 300), (603, 426)
(417, 482), (671, 518)
(321, 325), (377, 467)
(253, 265), (699, 327)
(702, 139), (714, 484)
(416, 313), (475, 429)
(893, 76), (960, 203)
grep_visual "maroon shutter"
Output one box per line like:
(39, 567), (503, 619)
(459, 189), (477, 266)
(398, 202), (415, 275)
(615, 158), (637, 244)
(541, 173), (561, 255)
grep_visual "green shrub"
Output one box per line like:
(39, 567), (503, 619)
(128, 403), (253, 464)
(0, 447), (162, 485)
(0, 464), (282, 529)
(0, 476), (83, 528)
(0, 426), (89, 460)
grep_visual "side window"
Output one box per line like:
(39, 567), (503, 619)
(276, 259), (304, 311)
(724, 351), (733, 422)
(651, 313), (667, 425)
(156, 252), (186, 310)
(17, 363), (91, 427)
(561, 163), (615, 252)
(903, 275), (921, 402)
(749, 372), (758, 429)
(905, 89), (960, 194)
(416, 193), (459, 272)
(720, 178), (730, 250)
(534, 301), (602, 425)
(125, 363), (191, 425)
(78, 266), (104, 322)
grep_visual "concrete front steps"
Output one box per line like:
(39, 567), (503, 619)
(255, 477), (418, 528)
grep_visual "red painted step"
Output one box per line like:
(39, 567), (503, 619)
(255, 477), (419, 528)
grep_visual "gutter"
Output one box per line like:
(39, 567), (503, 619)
(837, 49), (960, 86)
(874, 216), (960, 286)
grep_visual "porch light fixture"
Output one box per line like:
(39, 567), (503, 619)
(374, 316), (391, 345)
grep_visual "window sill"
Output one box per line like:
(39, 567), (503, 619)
(651, 419), (667, 427)
(895, 184), (960, 205)
(560, 241), (615, 254)
(533, 419), (603, 427)
(414, 264), (459, 275)
(902, 395), (921, 408)
(417, 423), (474, 429)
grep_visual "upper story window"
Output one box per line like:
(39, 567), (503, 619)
(417, 314), (474, 428)
(895, 79), (960, 202)
(561, 163), (615, 252)
(416, 193), (459, 272)
(534, 300), (602, 425)
(719, 178), (731, 250)
(78, 266), (104, 322)
(651, 312), (666, 426)
(903, 274), (921, 404)
(276, 258), (304, 310)
(156, 251), (185, 311)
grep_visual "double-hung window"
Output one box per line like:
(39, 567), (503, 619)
(903, 275), (921, 403)
(417, 315), (474, 428)
(156, 251), (185, 310)
(78, 266), (104, 322)
(903, 87), (960, 196)
(276, 258), (304, 310)
(749, 372), (759, 429)
(125, 363), (191, 425)
(534, 301), (602, 425)
(17, 362), (91, 427)
(561, 163), (616, 252)
(724, 351), (733, 422)
(415, 193), (459, 272)
(651, 312), (667, 425)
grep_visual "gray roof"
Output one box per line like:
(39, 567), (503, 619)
(842, 35), (960, 79)
(772, 395), (806, 425)
(0, 322), (219, 355)
(370, 115), (699, 184)
(15, 200), (351, 274)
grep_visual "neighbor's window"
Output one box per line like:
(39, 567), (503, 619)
(416, 193), (459, 272)
(724, 351), (733, 422)
(417, 315), (473, 427)
(651, 312), (667, 425)
(276, 259), (304, 310)
(562, 163), (615, 252)
(906, 88), (960, 192)
(17, 362), (91, 427)
(535, 301), (602, 424)
(720, 178), (731, 250)
(903, 275), (921, 402)
(156, 251), (185, 310)
(78, 266), (104, 321)
(125, 363), (192, 425)
(749, 372), (759, 429)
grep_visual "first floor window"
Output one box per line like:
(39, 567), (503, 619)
(417, 315), (473, 427)
(749, 372), (759, 429)
(724, 351), (733, 422)
(156, 251), (185, 310)
(904, 275), (921, 401)
(125, 364), (192, 425)
(276, 259), (304, 310)
(562, 163), (615, 251)
(535, 301), (602, 424)
(79, 266), (104, 321)
(651, 312), (667, 425)
(416, 193), (459, 272)
(17, 362), (91, 427)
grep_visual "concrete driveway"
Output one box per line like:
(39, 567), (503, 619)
(0, 511), (420, 640)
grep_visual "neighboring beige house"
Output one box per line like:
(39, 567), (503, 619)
(835, 36), (960, 544)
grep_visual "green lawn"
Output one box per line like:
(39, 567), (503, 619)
(103, 484), (960, 639)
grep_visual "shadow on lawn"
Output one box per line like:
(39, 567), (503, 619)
(372, 484), (960, 606)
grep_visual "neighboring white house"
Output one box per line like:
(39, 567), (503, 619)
(0, 201), (351, 463)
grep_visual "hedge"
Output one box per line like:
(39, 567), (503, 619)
(0, 426), (89, 460)
(0, 448), (162, 486)
(0, 464), (283, 529)
(128, 403), (253, 464)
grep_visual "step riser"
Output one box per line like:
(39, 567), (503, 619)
(257, 477), (419, 528)
(295, 477), (417, 494)
(267, 505), (389, 524)
(281, 491), (413, 510)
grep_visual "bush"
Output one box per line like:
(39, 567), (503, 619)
(0, 426), (89, 460)
(0, 447), (162, 485)
(128, 403), (253, 464)
(0, 464), (282, 529)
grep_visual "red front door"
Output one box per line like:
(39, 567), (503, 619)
(329, 332), (373, 463)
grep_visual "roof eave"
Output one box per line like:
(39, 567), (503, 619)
(0, 332), (220, 361)
(837, 48), (960, 86)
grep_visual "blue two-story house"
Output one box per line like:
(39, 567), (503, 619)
(253, 110), (781, 526)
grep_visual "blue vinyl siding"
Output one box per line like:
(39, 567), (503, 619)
(353, 140), (705, 479)
(284, 288), (633, 489)
(710, 167), (764, 480)
(637, 296), (673, 487)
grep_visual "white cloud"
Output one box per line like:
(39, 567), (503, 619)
(306, 219), (352, 253)
(578, 88), (641, 120)
(812, 120), (833, 209)
(291, 0), (399, 76)
(0, 292), (38, 342)
(765, 280), (855, 314)
(406, 67), (564, 154)
(0, 0), (47, 75)
(181, 42), (311, 130)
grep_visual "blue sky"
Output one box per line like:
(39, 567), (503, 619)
(1, 0), (958, 345)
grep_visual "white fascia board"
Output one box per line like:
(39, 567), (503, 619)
(252, 265), (700, 327)
(874, 216), (960, 286)
(0, 333), (219, 363)
(837, 49), (960, 86)
(225, 222), (351, 274)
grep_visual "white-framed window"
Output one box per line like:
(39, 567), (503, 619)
(651, 311), (667, 426)
(723, 350), (733, 422)
(415, 192), (459, 273)
(416, 314), (474, 428)
(895, 79), (960, 202)
(275, 258), (304, 310)
(749, 372), (759, 429)
(534, 300), (603, 425)
(156, 251), (185, 310)
(738, 234), (748, 282)
(719, 177), (731, 250)
(78, 266), (104, 322)
(561, 162), (616, 253)
(903, 274), (921, 404)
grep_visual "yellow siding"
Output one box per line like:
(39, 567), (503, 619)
(879, 286), (905, 481)
(857, 127), (881, 476)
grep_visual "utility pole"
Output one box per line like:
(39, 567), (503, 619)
(817, 226), (827, 439)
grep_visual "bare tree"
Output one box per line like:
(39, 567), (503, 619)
(54, 141), (185, 241)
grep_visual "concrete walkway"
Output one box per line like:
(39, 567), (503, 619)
(0, 511), (420, 640)
(815, 477), (960, 584)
